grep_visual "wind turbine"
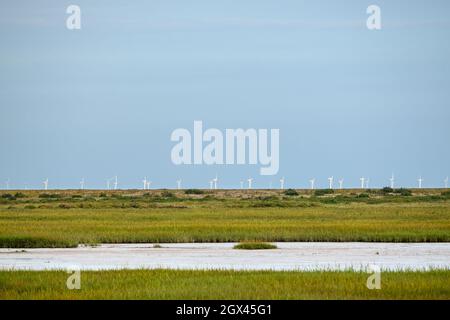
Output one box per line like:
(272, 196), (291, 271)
(280, 177), (285, 190)
(445, 177), (449, 189)
(328, 176), (333, 189)
(309, 178), (315, 190)
(5, 179), (10, 190)
(240, 181), (244, 189)
(209, 180), (214, 190)
(417, 176), (423, 189)
(176, 179), (182, 190)
(338, 179), (344, 190)
(247, 178), (253, 189)
(142, 177), (148, 190)
(80, 178), (85, 190)
(365, 178), (370, 189)
(43, 178), (49, 190)
(106, 179), (110, 190)
(213, 175), (218, 190)
(389, 173), (395, 189)
(146, 180), (151, 190)
(360, 177), (365, 189)
(113, 176), (118, 190)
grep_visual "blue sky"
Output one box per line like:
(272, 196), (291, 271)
(0, 0), (449, 189)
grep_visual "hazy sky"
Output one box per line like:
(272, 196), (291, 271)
(1, 0), (449, 189)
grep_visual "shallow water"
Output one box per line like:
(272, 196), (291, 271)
(0, 242), (449, 271)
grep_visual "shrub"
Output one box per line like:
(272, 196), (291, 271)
(233, 242), (277, 250)
(357, 193), (369, 198)
(381, 187), (394, 194)
(394, 188), (412, 196)
(161, 191), (175, 198)
(39, 193), (59, 199)
(314, 189), (334, 196)
(283, 189), (298, 196)
(14, 192), (26, 198)
(441, 190), (450, 197)
(1, 194), (15, 200)
(184, 189), (205, 195)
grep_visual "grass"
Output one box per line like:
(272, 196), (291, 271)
(234, 242), (277, 250)
(0, 269), (449, 300)
(0, 189), (449, 247)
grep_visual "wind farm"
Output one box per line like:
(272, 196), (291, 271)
(1, 0), (449, 304)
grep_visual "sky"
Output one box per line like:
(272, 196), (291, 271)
(0, 0), (449, 189)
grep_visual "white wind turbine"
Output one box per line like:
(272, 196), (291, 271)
(176, 179), (182, 190)
(328, 176), (333, 189)
(113, 176), (118, 190)
(43, 178), (49, 190)
(247, 178), (253, 189)
(365, 178), (370, 189)
(240, 181), (244, 189)
(213, 175), (218, 190)
(142, 177), (148, 190)
(445, 177), (449, 189)
(360, 177), (365, 189)
(106, 178), (110, 190)
(338, 179), (344, 190)
(5, 179), (10, 190)
(417, 176), (423, 189)
(146, 180), (151, 190)
(209, 180), (214, 190)
(389, 173), (395, 189)
(80, 178), (85, 190)
(280, 177), (285, 190)
(309, 178), (315, 190)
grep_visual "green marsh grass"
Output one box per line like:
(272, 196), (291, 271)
(233, 242), (277, 249)
(0, 269), (449, 300)
(0, 189), (449, 247)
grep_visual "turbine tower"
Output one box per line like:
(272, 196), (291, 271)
(389, 173), (395, 189)
(146, 180), (151, 190)
(106, 178), (111, 190)
(280, 177), (285, 190)
(417, 177), (423, 189)
(309, 178), (315, 190)
(213, 175), (218, 190)
(360, 177), (365, 189)
(445, 177), (449, 189)
(43, 178), (49, 190)
(80, 178), (85, 190)
(338, 179), (344, 190)
(247, 178), (253, 189)
(176, 179), (182, 190)
(142, 177), (147, 190)
(209, 180), (214, 190)
(365, 178), (370, 189)
(240, 181), (244, 189)
(113, 176), (118, 190)
(5, 179), (10, 190)
(328, 176), (333, 189)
